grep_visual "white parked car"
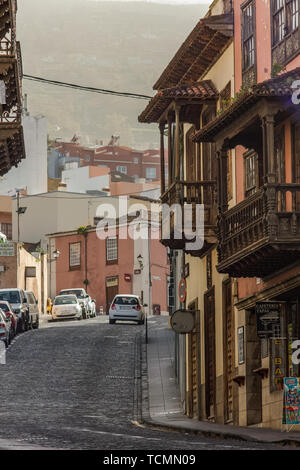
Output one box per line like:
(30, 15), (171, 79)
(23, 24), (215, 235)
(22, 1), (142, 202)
(58, 288), (90, 319)
(0, 308), (11, 347)
(52, 294), (82, 321)
(109, 295), (145, 325)
(87, 296), (96, 318)
(25, 291), (40, 329)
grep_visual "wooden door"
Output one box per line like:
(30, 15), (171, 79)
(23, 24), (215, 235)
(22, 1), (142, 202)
(223, 279), (234, 423)
(204, 287), (216, 419)
(293, 123), (300, 211)
(106, 276), (119, 314)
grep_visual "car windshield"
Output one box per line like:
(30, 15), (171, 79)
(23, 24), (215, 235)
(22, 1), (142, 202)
(114, 296), (139, 305)
(60, 290), (84, 298)
(0, 291), (21, 304)
(0, 303), (9, 312)
(55, 296), (77, 305)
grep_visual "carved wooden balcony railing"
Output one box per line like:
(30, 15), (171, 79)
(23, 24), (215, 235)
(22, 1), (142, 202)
(161, 180), (217, 255)
(217, 183), (300, 277)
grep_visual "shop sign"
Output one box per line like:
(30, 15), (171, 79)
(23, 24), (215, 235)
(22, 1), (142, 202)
(283, 377), (300, 425)
(238, 326), (245, 365)
(170, 309), (195, 334)
(270, 337), (287, 392)
(256, 301), (281, 338)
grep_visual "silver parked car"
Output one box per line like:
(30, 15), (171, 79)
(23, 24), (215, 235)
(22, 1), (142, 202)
(25, 291), (40, 329)
(109, 295), (145, 325)
(0, 288), (29, 332)
(52, 294), (82, 321)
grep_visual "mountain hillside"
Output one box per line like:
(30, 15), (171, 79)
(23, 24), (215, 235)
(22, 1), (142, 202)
(18, 0), (208, 148)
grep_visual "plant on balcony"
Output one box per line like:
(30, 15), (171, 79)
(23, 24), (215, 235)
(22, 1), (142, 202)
(77, 225), (88, 235)
(271, 62), (286, 78)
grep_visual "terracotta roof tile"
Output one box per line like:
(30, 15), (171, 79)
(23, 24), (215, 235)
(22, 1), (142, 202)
(139, 80), (218, 123)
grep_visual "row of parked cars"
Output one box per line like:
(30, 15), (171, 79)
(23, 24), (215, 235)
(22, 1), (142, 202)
(51, 288), (96, 321)
(0, 288), (40, 348)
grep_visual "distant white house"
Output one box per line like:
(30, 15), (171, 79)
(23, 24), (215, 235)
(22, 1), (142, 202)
(0, 113), (47, 196)
(61, 165), (110, 194)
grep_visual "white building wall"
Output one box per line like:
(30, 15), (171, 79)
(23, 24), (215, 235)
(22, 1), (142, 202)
(0, 114), (47, 196)
(61, 166), (110, 193)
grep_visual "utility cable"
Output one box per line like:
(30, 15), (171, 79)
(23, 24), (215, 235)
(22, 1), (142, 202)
(23, 75), (152, 101)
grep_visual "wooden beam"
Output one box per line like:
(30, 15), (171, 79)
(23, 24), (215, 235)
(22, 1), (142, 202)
(159, 122), (166, 195)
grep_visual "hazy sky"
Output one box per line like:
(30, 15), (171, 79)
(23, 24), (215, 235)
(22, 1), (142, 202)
(92, 1), (209, 3)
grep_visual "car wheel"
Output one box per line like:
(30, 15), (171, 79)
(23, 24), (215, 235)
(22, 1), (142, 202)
(33, 318), (39, 330)
(109, 319), (115, 324)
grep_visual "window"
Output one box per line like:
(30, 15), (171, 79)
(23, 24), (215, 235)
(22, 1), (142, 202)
(116, 165), (127, 174)
(0, 223), (12, 240)
(272, 0), (299, 46)
(244, 150), (258, 197)
(85, 155), (90, 162)
(242, 2), (255, 71)
(133, 157), (139, 164)
(69, 242), (81, 269)
(146, 167), (157, 179)
(106, 237), (118, 264)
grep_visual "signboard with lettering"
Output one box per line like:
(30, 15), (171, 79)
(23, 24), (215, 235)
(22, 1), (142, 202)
(238, 326), (245, 365)
(283, 377), (300, 425)
(256, 302), (281, 338)
(270, 338), (287, 392)
(0, 242), (14, 257)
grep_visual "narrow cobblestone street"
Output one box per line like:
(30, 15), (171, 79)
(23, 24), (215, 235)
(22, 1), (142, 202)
(0, 317), (288, 450)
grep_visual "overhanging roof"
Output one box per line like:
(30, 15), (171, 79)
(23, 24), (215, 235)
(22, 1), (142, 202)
(153, 13), (233, 91)
(193, 67), (300, 143)
(138, 80), (218, 123)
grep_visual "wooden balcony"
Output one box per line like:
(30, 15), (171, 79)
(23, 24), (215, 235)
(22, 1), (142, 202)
(217, 183), (300, 277)
(161, 180), (217, 256)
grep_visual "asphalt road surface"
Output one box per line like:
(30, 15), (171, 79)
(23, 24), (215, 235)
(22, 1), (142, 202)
(0, 316), (287, 450)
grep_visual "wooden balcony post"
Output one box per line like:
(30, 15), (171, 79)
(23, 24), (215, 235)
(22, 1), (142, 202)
(264, 113), (276, 184)
(168, 114), (172, 188)
(159, 122), (166, 195)
(175, 105), (181, 181)
(264, 113), (278, 238)
(220, 145), (229, 213)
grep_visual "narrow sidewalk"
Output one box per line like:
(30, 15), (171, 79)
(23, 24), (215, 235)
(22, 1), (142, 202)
(145, 315), (300, 446)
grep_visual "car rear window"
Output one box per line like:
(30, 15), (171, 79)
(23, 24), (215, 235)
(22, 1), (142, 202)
(55, 296), (77, 305)
(114, 296), (139, 305)
(59, 290), (84, 298)
(0, 291), (21, 304)
(0, 303), (9, 313)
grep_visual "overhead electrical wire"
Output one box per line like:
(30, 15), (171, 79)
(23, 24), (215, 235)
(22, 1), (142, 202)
(23, 74), (152, 101)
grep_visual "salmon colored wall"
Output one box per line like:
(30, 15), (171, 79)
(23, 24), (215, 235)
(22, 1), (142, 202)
(53, 229), (169, 313)
(0, 211), (12, 224)
(150, 237), (169, 312)
(54, 230), (134, 311)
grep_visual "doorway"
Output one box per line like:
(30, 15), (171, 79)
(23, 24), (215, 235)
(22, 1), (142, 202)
(204, 286), (216, 419)
(106, 276), (119, 314)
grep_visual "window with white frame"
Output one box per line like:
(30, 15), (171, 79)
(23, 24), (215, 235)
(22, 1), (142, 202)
(146, 167), (157, 179)
(116, 165), (127, 174)
(69, 242), (81, 268)
(106, 237), (118, 263)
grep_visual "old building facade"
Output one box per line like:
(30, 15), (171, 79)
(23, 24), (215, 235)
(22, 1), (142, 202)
(140, 0), (300, 429)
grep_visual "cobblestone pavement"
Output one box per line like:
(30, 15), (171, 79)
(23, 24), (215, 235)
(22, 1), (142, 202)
(0, 317), (287, 450)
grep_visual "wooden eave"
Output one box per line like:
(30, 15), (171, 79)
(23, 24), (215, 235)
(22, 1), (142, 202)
(193, 67), (300, 144)
(153, 13), (233, 90)
(138, 81), (218, 124)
